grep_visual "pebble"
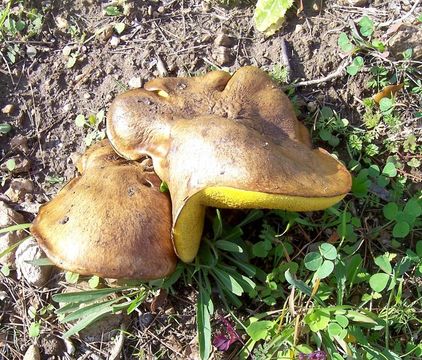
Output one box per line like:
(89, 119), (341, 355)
(55, 16), (69, 30)
(214, 46), (233, 66)
(62, 103), (72, 113)
(109, 36), (120, 47)
(0, 201), (25, 266)
(62, 45), (73, 57)
(5, 178), (34, 202)
(306, 101), (318, 113)
(23, 345), (40, 360)
(214, 33), (235, 47)
(128, 76), (143, 89)
(156, 55), (168, 77)
(1, 104), (15, 114)
(83, 93), (91, 100)
(15, 238), (52, 287)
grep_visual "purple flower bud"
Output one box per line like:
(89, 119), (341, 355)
(309, 350), (327, 360)
(213, 334), (231, 351)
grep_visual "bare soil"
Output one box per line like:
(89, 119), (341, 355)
(0, 0), (420, 359)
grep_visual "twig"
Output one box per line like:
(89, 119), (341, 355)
(379, 0), (421, 27)
(280, 39), (291, 83)
(284, 59), (351, 89)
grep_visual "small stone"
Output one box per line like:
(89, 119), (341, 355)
(5, 178), (34, 202)
(2, 104), (15, 114)
(15, 238), (52, 287)
(62, 45), (73, 57)
(128, 76), (143, 89)
(62, 103), (72, 113)
(97, 25), (114, 42)
(55, 16), (68, 30)
(214, 47), (233, 66)
(83, 93), (91, 100)
(157, 6), (165, 13)
(10, 135), (29, 153)
(0, 201), (25, 266)
(306, 101), (318, 113)
(23, 345), (40, 360)
(26, 46), (37, 58)
(294, 24), (303, 33)
(109, 36), (120, 47)
(214, 33), (235, 47)
(156, 55), (168, 77)
(64, 339), (75, 355)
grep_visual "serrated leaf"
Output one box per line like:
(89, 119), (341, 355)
(338, 32), (353, 52)
(254, 0), (294, 36)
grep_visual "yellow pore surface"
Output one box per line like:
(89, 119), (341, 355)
(173, 186), (347, 262)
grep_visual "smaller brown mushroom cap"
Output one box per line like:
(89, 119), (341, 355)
(30, 140), (176, 280)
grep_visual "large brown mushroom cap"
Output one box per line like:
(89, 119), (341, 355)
(30, 140), (176, 280)
(107, 66), (352, 262)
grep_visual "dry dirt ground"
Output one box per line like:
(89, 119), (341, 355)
(0, 0), (421, 359)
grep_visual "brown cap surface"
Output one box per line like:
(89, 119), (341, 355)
(31, 140), (176, 280)
(106, 67), (352, 262)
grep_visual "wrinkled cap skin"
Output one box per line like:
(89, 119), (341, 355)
(30, 140), (176, 280)
(107, 66), (352, 263)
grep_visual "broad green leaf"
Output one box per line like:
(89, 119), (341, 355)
(304, 252), (323, 271)
(374, 254), (392, 274)
(254, 0), (294, 36)
(338, 32), (354, 52)
(319, 243), (337, 260)
(382, 162), (397, 177)
(393, 221), (410, 238)
(416, 241), (422, 258)
(315, 260), (334, 279)
(304, 308), (330, 332)
(328, 322), (344, 338)
(379, 97), (394, 114)
(246, 320), (274, 341)
(404, 198), (421, 218)
(88, 275), (100, 289)
(29, 322), (41, 337)
(346, 56), (364, 76)
(215, 240), (244, 253)
(383, 202), (398, 220)
(105, 6), (122, 16)
(65, 271), (79, 284)
(359, 16), (374, 37)
(369, 273), (391, 292)
(213, 268), (243, 296)
(335, 314), (349, 328)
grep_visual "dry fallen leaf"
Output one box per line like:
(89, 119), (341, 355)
(372, 84), (404, 104)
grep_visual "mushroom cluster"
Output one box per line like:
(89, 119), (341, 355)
(31, 66), (352, 279)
